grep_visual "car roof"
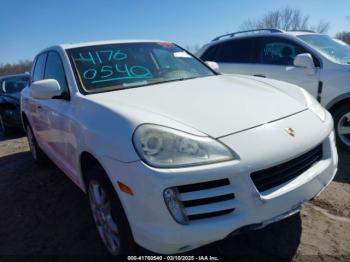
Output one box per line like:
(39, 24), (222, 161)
(210, 29), (322, 44)
(284, 31), (322, 37)
(0, 73), (30, 81)
(57, 39), (169, 50)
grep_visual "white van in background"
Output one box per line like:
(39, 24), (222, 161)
(197, 29), (350, 151)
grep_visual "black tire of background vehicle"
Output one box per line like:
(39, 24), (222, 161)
(0, 114), (10, 136)
(25, 123), (48, 164)
(333, 103), (350, 152)
(85, 165), (137, 255)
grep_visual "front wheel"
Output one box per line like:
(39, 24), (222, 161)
(86, 165), (136, 255)
(333, 104), (350, 152)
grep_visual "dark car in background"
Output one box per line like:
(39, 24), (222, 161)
(0, 74), (29, 135)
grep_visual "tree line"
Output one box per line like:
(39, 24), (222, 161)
(335, 32), (350, 45)
(240, 7), (330, 33)
(240, 7), (350, 44)
(0, 60), (32, 77)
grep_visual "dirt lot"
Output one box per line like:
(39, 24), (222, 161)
(0, 133), (349, 261)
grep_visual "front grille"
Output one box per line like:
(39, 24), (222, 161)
(176, 179), (235, 221)
(177, 179), (229, 193)
(187, 209), (233, 220)
(251, 144), (323, 192)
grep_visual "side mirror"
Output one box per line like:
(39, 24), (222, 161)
(30, 79), (62, 99)
(205, 61), (220, 72)
(293, 53), (315, 70)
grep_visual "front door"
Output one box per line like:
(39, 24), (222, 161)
(41, 51), (79, 181)
(251, 36), (320, 97)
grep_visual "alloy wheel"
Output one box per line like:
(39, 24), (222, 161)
(337, 112), (350, 147)
(88, 180), (121, 255)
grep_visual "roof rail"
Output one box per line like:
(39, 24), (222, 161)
(287, 29), (316, 33)
(212, 28), (284, 42)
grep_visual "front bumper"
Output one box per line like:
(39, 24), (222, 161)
(101, 110), (338, 254)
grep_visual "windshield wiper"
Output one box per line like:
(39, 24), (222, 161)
(86, 75), (211, 94)
(118, 76), (202, 89)
(150, 76), (204, 85)
(122, 80), (149, 88)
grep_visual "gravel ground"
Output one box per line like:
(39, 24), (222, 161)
(0, 133), (349, 261)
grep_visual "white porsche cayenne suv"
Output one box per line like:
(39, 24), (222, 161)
(21, 40), (338, 255)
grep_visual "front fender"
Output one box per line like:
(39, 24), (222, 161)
(325, 92), (350, 111)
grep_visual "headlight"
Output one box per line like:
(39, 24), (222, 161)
(300, 89), (326, 121)
(133, 124), (234, 168)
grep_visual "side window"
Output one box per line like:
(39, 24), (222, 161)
(200, 44), (220, 61)
(257, 37), (308, 66)
(215, 38), (256, 63)
(32, 53), (47, 82)
(44, 52), (68, 93)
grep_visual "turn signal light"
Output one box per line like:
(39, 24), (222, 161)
(117, 181), (134, 196)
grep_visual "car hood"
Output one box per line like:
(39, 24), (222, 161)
(90, 75), (307, 138)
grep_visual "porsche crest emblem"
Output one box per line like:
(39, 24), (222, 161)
(285, 127), (296, 137)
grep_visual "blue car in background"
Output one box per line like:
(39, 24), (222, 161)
(0, 73), (29, 135)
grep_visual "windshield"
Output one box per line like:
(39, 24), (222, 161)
(68, 42), (216, 93)
(298, 34), (350, 64)
(1, 76), (29, 94)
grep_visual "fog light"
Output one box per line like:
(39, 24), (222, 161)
(163, 188), (188, 224)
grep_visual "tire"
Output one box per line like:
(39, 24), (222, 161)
(85, 165), (137, 255)
(333, 103), (350, 152)
(25, 123), (48, 164)
(0, 114), (9, 136)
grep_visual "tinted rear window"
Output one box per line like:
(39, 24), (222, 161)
(200, 44), (220, 61)
(215, 38), (256, 63)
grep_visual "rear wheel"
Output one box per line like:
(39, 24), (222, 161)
(333, 104), (350, 152)
(26, 123), (47, 164)
(85, 165), (136, 255)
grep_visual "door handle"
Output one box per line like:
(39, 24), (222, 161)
(253, 74), (266, 78)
